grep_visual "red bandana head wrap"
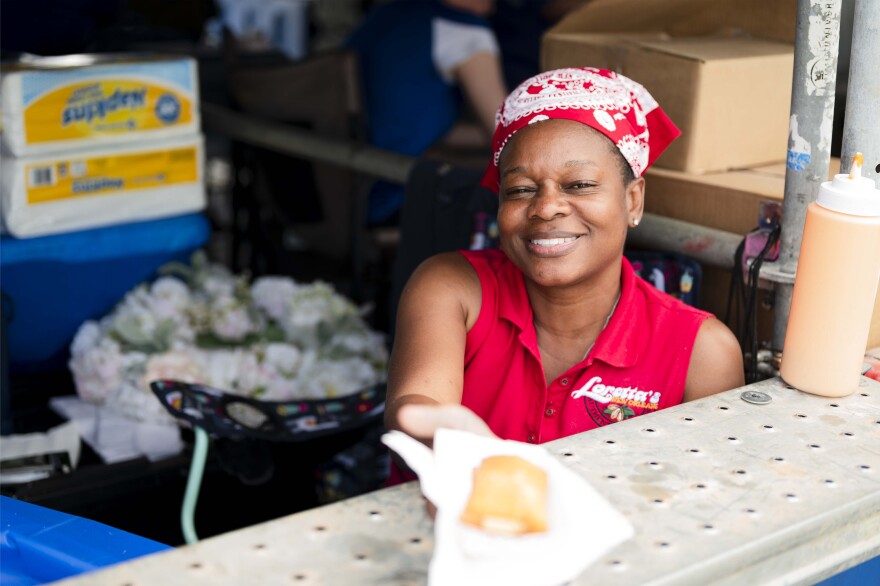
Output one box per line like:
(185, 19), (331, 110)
(480, 67), (680, 192)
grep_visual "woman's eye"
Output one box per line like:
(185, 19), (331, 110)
(503, 187), (535, 199)
(568, 181), (597, 191)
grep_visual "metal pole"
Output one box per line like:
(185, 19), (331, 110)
(839, 0), (880, 181)
(767, 0), (842, 351)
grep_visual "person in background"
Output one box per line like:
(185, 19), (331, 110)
(345, 0), (507, 225)
(490, 0), (590, 90)
(385, 68), (744, 474)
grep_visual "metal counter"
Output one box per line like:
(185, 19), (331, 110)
(56, 376), (880, 585)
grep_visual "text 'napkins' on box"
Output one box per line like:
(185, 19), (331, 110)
(1, 55), (200, 156)
(542, 33), (793, 173)
(1, 134), (206, 237)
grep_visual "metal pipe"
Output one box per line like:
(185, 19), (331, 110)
(201, 102), (415, 185)
(839, 0), (880, 181)
(628, 214), (741, 270)
(771, 0), (842, 351)
(202, 102), (743, 269)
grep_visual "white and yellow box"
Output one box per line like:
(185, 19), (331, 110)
(1, 134), (206, 237)
(1, 54), (200, 156)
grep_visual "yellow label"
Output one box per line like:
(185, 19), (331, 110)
(25, 146), (199, 205)
(23, 80), (193, 145)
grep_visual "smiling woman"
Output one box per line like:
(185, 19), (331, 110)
(385, 68), (744, 481)
(496, 120), (636, 291)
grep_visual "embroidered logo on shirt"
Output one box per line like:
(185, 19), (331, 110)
(571, 376), (661, 425)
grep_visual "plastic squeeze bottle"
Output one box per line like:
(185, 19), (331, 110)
(780, 153), (880, 397)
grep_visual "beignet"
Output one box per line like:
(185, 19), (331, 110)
(460, 455), (548, 534)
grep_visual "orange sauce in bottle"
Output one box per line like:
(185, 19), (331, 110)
(781, 154), (880, 396)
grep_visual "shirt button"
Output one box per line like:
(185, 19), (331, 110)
(545, 407), (556, 417)
(560, 378), (569, 386)
(526, 433), (536, 443)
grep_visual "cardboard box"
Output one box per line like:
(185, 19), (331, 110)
(645, 161), (792, 235)
(642, 160), (880, 350)
(541, 0), (796, 173)
(546, 0), (797, 44)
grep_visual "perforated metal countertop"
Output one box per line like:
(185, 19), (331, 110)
(56, 376), (880, 585)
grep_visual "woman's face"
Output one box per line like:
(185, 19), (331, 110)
(497, 119), (644, 289)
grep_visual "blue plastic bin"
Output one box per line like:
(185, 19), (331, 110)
(0, 213), (211, 373)
(817, 555), (880, 586)
(0, 496), (170, 585)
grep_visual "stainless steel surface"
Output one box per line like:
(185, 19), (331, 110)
(771, 274), (796, 354)
(57, 377), (880, 586)
(770, 0), (842, 351)
(839, 0), (880, 182)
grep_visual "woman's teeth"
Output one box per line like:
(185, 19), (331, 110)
(530, 237), (577, 247)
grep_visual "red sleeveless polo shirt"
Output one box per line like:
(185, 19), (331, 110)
(386, 249), (712, 484)
(459, 249), (711, 444)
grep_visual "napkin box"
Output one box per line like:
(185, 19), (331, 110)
(1, 134), (206, 237)
(1, 54), (199, 156)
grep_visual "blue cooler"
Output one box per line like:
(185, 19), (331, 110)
(0, 213), (211, 374)
(0, 496), (171, 585)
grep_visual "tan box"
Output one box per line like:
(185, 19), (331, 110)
(542, 34), (793, 173)
(541, 0), (796, 173)
(644, 162), (791, 235)
(642, 161), (880, 350)
(545, 0), (797, 44)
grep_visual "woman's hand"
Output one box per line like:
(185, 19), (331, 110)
(398, 404), (497, 445)
(397, 404), (497, 521)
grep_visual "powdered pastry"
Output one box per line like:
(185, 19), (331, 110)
(459, 455), (548, 534)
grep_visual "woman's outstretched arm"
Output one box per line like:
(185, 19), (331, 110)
(385, 252), (484, 445)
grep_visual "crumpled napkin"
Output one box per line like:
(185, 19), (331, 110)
(50, 396), (182, 464)
(382, 429), (634, 586)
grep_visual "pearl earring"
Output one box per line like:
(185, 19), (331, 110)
(633, 218), (640, 227)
